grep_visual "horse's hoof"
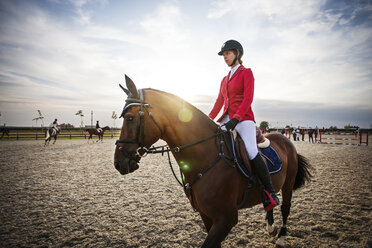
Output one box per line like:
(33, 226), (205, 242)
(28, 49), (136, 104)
(268, 225), (278, 237)
(275, 236), (285, 247)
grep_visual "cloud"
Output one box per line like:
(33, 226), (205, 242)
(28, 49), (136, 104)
(191, 94), (372, 128)
(0, 0), (371, 128)
(0, 1), (124, 94)
(207, 0), (233, 19)
(68, 0), (108, 25)
(204, 0), (372, 108)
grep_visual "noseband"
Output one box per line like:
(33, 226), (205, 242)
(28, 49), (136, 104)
(115, 89), (163, 158)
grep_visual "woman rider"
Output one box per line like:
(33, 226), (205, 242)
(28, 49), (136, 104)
(96, 120), (103, 133)
(52, 119), (60, 134)
(209, 40), (280, 211)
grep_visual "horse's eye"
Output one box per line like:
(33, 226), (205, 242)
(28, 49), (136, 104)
(126, 116), (134, 122)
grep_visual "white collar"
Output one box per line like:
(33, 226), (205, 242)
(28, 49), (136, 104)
(229, 64), (241, 79)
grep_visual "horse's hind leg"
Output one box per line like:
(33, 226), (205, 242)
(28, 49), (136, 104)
(266, 209), (278, 236)
(276, 187), (293, 247)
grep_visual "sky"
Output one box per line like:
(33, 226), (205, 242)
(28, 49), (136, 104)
(0, 0), (371, 129)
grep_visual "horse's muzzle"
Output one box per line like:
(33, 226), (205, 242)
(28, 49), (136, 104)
(114, 158), (139, 175)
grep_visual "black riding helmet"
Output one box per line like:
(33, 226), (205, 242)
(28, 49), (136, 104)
(218, 40), (244, 66)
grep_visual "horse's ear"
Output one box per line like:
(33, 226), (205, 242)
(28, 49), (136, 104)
(125, 74), (139, 99)
(119, 84), (130, 96)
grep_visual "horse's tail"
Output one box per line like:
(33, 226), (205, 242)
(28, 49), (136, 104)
(45, 129), (50, 140)
(293, 154), (313, 190)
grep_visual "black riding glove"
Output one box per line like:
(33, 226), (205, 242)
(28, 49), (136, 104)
(224, 118), (239, 131)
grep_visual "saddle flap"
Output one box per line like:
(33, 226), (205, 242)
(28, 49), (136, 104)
(235, 134), (253, 174)
(235, 133), (283, 175)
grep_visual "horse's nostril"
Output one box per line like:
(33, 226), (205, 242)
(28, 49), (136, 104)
(114, 161), (119, 170)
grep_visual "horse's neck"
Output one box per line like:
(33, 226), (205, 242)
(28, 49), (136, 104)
(163, 119), (220, 184)
(163, 122), (216, 149)
(154, 95), (218, 160)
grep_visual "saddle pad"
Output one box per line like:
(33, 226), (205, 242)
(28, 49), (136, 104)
(259, 146), (283, 174)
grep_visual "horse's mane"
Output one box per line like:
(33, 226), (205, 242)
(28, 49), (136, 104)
(144, 88), (217, 128)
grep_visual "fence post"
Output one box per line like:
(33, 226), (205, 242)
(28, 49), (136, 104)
(367, 132), (369, 146)
(360, 130), (369, 146)
(359, 130), (362, 145)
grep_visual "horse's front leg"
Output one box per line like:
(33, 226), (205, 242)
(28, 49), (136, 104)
(201, 212), (238, 248)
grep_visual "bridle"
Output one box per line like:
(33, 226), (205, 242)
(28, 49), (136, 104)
(115, 89), (163, 158)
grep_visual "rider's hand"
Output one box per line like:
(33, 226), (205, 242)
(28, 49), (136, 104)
(225, 118), (239, 131)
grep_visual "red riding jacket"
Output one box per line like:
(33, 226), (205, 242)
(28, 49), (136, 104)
(209, 65), (255, 123)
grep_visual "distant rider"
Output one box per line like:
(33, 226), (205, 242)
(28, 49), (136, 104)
(96, 121), (102, 133)
(52, 119), (60, 134)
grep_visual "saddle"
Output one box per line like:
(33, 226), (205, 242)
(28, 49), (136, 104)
(224, 128), (283, 209)
(231, 128), (272, 175)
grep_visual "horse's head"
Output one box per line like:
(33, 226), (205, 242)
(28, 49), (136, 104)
(102, 126), (110, 131)
(114, 75), (163, 175)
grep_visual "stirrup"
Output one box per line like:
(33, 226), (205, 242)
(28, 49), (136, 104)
(263, 189), (279, 211)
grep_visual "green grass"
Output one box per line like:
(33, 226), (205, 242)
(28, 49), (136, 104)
(0, 129), (121, 141)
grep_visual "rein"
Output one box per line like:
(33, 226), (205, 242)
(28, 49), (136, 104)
(142, 129), (231, 185)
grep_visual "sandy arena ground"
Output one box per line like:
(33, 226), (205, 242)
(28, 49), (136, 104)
(0, 138), (371, 247)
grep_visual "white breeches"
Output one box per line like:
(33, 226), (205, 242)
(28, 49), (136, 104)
(220, 115), (258, 160)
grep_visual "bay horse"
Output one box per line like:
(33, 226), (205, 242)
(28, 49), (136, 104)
(0, 126), (10, 139)
(45, 128), (59, 145)
(86, 126), (110, 143)
(114, 75), (312, 247)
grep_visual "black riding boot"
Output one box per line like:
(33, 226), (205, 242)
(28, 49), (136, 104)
(250, 153), (280, 211)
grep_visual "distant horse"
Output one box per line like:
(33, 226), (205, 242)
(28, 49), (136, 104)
(0, 126), (9, 139)
(114, 75), (312, 248)
(86, 126), (110, 143)
(45, 128), (59, 145)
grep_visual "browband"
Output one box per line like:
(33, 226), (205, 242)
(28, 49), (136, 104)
(120, 89), (150, 117)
